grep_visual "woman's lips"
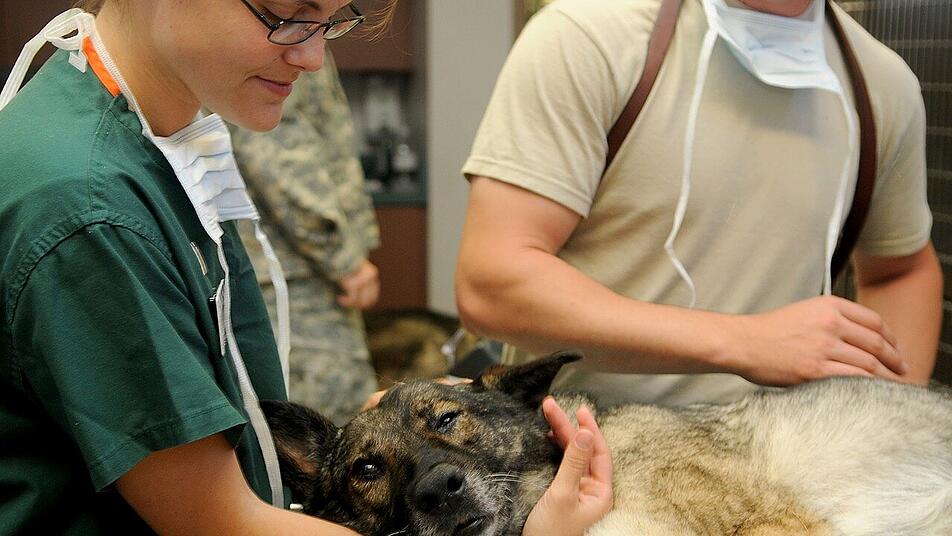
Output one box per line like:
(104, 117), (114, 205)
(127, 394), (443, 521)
(258, 77), (294, 97)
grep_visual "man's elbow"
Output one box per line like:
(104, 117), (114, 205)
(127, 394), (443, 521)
(455, 275), (499, 338)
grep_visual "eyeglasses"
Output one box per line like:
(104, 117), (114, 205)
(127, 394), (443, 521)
(240, 1), (365, 45)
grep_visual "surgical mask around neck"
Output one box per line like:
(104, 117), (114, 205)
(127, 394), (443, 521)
(0, 9), (290, 508)
(150, 114), (260, 240)
(702, 0), (843, 93)
(667, 0), (856, 307)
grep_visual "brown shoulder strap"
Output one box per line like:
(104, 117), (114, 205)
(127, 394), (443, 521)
(827, 0), (877, 279)
(604, 0), (876, 280)
(604, 0), (683, 174)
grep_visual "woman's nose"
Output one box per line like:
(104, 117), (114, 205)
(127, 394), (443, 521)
(284, 36), (326, 72)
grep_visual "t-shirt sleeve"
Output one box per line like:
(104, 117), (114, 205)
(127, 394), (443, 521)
(855, 75), (933, 257)
(9, 222), (246, 490)
(461, 8), (624, 217)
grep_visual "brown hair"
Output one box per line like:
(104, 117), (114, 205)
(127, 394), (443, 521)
(359, 0), (400, 40)
(73, 0), (106, 14)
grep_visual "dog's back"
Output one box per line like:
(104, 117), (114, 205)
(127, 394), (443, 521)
(753, 379), (952, 535)
(583, 378), (952, 535)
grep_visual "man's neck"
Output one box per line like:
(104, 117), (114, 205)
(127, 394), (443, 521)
(736, 0), (814, 17)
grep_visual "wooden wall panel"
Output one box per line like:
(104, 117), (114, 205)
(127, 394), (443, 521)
(368, 205), (427, 311)
(1, 0), (72, 79)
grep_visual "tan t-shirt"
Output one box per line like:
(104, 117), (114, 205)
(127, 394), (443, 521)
(462, 0), (931, 407)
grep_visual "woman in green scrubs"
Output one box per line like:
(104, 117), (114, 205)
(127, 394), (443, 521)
(0, 0), (610, 534)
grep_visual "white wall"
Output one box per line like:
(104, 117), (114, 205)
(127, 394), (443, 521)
(426, 0), (515, 315)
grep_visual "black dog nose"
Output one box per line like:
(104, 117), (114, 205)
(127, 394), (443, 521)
(412, 463), (466, 514)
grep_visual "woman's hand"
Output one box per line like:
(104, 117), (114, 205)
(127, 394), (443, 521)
(523, 397), (613, 536)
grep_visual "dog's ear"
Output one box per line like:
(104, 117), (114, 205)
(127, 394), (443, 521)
(261, 400), (338, 504)
(473, 351), (581, 407)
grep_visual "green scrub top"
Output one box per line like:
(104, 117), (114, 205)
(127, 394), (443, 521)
(0, 50), (290, 533)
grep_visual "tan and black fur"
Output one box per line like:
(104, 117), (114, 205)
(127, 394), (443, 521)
(263, 353), (952, 535)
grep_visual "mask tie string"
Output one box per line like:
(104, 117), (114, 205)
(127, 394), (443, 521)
(666, 27), (719, 309)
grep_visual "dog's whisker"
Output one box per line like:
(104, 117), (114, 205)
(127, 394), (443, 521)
(486, 474), (548, 491)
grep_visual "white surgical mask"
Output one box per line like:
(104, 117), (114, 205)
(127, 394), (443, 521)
(703, 0), (844, 93)
(1, 9), (290, 508)
(669, 0), (857, 306)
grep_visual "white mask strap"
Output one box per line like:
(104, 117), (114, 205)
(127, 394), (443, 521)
(254, 223), (291, 396)
(823, 91), (859, 294)
(0, 9), (89, 111)
(215, 245), (286, 507)
(666, 27), (718, 309)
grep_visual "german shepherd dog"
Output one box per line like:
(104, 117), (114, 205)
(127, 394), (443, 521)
(262, 353), (952, 535)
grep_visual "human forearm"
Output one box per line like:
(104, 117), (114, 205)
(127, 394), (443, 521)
(456, 242), (732, 374)
(855, 243), (943, 384)
(118, 434), (361, 536)
(243, 504), (361, 536)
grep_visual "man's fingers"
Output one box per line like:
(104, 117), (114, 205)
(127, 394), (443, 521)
(820, 361), (876, 380)
(829, 346), (903, 382)
(837, 299), (899, 349)
(828, 339), (887, 375)
(838, 321), (907, 375)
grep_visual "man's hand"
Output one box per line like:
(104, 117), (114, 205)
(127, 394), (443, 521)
(727, 295), (909, 386)
(337, 260), (379, 310)
(523, 397), (613, 536)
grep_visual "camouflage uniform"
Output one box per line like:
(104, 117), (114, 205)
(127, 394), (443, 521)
(230, 52), (380, 425)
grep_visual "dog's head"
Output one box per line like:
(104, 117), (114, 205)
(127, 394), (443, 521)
(262, 352), (581, 536)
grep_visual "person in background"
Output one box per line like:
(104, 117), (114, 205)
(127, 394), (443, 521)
(457, 0), (942, 409)
(230, 51), (381, 425)
(0, 0), (612, 533)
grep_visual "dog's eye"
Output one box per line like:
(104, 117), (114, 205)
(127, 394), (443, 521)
(350, 459), (383, 481)
(433, 411), (461, 433)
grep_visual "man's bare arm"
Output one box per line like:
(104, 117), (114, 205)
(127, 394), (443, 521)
(853, 242), (943, 384)
(456, 176), (907, 386)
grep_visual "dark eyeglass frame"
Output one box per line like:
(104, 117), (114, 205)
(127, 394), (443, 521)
(240, 1), (365, 45)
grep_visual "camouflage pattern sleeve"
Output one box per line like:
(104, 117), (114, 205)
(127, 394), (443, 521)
(302, 53), (381, 255)
(230, 52), (379, 281)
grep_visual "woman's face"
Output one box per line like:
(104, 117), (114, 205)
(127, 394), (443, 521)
(144, 0), (348, 131)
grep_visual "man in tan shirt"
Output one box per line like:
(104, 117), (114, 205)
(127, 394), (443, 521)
(457, 0), (942, 407)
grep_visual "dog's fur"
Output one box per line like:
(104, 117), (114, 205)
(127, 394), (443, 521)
(263, 353), (952, 535)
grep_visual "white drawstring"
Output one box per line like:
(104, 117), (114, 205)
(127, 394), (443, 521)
(255, 223), (291, 395)
(0, 9), (88, 111)
(665, 27), (719, 309)
(216, 246), (286, 507)
(822, 91), (859, 294)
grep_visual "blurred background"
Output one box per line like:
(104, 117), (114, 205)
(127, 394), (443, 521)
(1, 0), (949, 384)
